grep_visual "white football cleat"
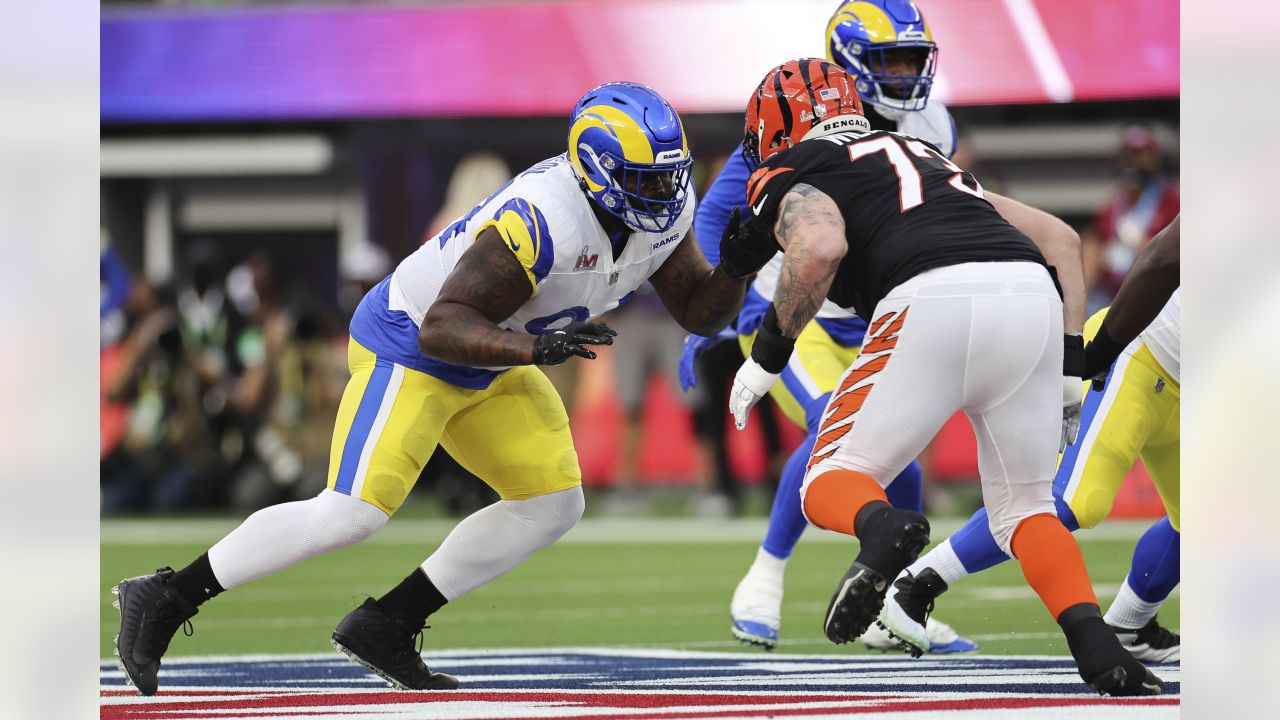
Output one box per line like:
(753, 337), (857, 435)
(729, 551), (785, 650)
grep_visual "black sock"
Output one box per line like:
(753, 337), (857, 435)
(853, 503), (929, 578)
(853, 500), (893, 538)
(170, 553), (224, 607)
(1058, 602), (1125, 680)
(376, 568), (448, 621)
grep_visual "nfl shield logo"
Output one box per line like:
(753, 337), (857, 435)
(608, 271), (620, 286)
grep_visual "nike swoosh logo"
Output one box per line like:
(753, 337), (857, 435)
(751, 194), (768, 215)
(508, 239), (521, 251)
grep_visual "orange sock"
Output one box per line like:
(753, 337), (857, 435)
(1010, 513), (1099, 620)
(802, 470), (888, 538)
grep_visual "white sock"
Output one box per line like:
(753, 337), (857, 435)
(750, 546), (788, 579)
(422, 486), (585, 601)
(208, 490), (388, 590)
(1104, 575), (1163, 630)
(905, 538), (969, 587)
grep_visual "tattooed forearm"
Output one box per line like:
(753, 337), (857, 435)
(774, 247), (840, 336)
(421, 229), (538, 366)
(652, 234), (748, 335)
(771, 184), (846, 337)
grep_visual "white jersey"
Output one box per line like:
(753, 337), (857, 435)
(751, 100), (956, 319)
(1139, 288), (1180, 383)
(350, 154), (693, 389)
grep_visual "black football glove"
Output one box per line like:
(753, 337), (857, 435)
(532, 321), (617, 365)
(1083, 324), (1127, 391)
(718, 206), (777, 280)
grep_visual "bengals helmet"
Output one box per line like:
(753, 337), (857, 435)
(743, 58), (871, 166)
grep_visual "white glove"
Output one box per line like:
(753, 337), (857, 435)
(730, 357), (781, 430)
(1060, 374), (1084, 452)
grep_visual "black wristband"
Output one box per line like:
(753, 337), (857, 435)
(1063, 333), (1086, 377)
(1083, 323), (1126, 378)
(751, 305), (796, 374)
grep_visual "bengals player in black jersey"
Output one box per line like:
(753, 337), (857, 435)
(727, 58), (1162, 697)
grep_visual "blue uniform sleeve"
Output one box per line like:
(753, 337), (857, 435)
(693, 145), (752, 268)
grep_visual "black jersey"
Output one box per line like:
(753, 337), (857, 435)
(746, 130), (1045, 320)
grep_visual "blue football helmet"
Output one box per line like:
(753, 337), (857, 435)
(826, 0), (938, 117)
(568, 82), (693, 233)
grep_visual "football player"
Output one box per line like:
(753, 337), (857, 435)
(887, 217), (1181, 662)
(727, 59), (1161, 696)
(111, 82), (770, 696)
(688, 0), (970, 653)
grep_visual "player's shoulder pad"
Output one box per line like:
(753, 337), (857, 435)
(478, 196), (555, 292)
(898, 100), (956, 158)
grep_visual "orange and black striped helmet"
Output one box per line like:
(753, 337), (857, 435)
(743, 58), (869, 166)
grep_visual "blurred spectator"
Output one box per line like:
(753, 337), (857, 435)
(101, 228), (132, 347)
(339, 242), (391, 321)
(426, 152), (513, 239)
(222, 252), (342, 511)
(1082, 124), (1179, 313)
(101, 280), (225, 512)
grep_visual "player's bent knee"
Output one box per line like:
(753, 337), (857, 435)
(509, 485), (585, 543)
(316, 489), (390, 547)
(987, 489), (1056, 556)
(1066, 488), (1115, 530)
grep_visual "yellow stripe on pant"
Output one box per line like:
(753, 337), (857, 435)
(1057, 311), (1180, 531)
(326, 339), (582, 515)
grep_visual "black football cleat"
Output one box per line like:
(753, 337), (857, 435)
(825, 507), (930, 645)
(112, 568), (198, 696)
(1060, 603), (1163, 696)
(332, 598), (459, 690)
(823, 561), (892, 644)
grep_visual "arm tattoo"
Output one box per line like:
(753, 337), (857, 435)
(772, 183), (845, 337)
(420, 229), (537, 366)
(775, 183), (842, 243)
(651, 233), (747, 335)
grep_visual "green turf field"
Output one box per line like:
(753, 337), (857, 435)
(100, 517), (1177, 660)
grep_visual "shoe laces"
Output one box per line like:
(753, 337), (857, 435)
(387, 614), (428, 662)
(139, 601), (195, 657)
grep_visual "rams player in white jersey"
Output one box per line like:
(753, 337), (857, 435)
(886, 217), (1181, 662)
(111, 82), (774, 695)
(689, 0), (976, 654)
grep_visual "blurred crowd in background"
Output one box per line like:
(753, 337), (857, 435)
(100, 123), (1178, 518)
